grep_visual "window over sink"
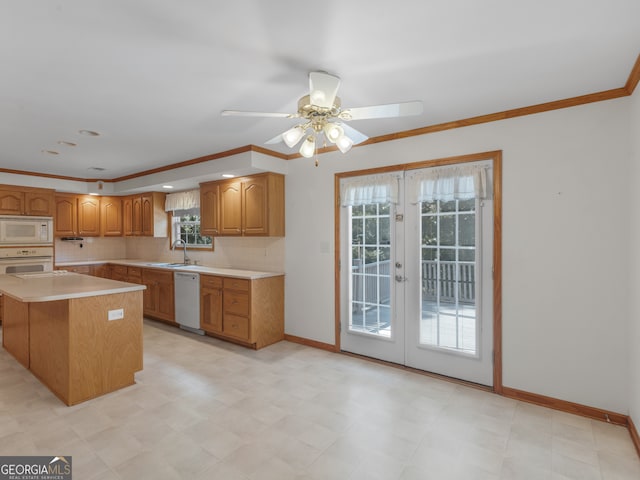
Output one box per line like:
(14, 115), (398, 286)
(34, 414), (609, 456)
(171, 210), (213, 250)
(165, 189), (213, 250)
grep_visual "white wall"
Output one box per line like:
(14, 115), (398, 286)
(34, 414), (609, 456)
(285, 98), (631, 413)
(629, 86), (640, 425)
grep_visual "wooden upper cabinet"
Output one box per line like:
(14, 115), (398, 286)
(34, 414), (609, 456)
(219, 180), (242, 235)
(54, 194), (78, 236)
(242, 175), (269, 236)
(24, 191), (54, 216)
(100, 197), (123, 236)
(131, 196), (143, 235)
(141, 194), (153, 236)
(199, 182), (219, 236)
(0, 186), (54, 216)
(55, 194), (100, 237)
(204, 172), (284, 237)
(0, 189), (24, 215)
(77, 195), (100, 236)
(122, 196), (133, 236)
(124, 192), (167, 237)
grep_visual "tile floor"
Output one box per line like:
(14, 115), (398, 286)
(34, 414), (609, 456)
(1, 320), (639, 480)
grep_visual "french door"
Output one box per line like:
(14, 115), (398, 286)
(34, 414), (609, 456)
(339, 161), (495, 386)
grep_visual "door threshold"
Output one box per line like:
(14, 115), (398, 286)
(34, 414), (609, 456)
(340, 350), (494, 393)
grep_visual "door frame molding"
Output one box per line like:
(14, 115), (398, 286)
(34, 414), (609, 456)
(334, 150), (503, 393)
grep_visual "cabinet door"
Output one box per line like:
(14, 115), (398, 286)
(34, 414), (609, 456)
(157, 278), (175, 321)
(101, 197), (123, 236)
(122, 196), (134, 236)
(141, 194), (153, 236)
(77, 195), (100, 236)
(24, 191), (54, 216)
(201, 276), (223, 333)
(200, 183), (219, 236)
(142, 279), (156, 314)
(219, 180), (242, 235)
(142, 269), (174, 321)
(242, 176), (268, 235)
(92, 264), (111, 278)
(132, 196), (143, 235)
(111, 265), (128, 281)
(54, 195), (77, 236)
(0, 190), (24, 215)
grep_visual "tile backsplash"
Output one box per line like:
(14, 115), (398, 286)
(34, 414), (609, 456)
(56, 236), (285, 273)
(55, 237), (127, 263)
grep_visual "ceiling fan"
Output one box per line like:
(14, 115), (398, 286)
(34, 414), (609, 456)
(221, 71), (423, 163)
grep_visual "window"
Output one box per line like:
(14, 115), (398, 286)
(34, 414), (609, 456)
(170, 211), (212, 249)
(349, 202), (392, 338)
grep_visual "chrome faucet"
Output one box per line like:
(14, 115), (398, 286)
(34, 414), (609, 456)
(171, 239), (190, 265)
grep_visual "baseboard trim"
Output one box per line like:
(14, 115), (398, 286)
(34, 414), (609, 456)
(284, 334), (338, 352)
(502, 386), (628, 426)
(629, 416), (640, 457)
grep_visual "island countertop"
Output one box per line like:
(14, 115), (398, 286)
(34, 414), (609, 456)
(0, 271), (145, 303)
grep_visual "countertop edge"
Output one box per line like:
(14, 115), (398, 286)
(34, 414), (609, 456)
(3, 284), (146, 303)
(56, 259), (284, 279)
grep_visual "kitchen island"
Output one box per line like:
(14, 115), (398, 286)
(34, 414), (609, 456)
(0, 271), (146, 406)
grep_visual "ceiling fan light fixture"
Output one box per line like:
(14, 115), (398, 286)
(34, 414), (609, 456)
(323, 123), (343, 143)
(299, 135), (316, 158)
(283, 125), (305, 148)
(336, 134), (354, 153)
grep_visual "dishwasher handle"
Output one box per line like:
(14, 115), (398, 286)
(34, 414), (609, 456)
(174, 272), (199, 280)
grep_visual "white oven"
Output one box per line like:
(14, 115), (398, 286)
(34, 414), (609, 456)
(0, 215), (53, 245)
(0, 247), (54, 274)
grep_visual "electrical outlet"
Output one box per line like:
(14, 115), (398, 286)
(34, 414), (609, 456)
(108, 308), (124, 321)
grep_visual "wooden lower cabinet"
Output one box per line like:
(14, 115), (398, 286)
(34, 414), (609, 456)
(200, 275), (223, 333)
(57, 263), (111, 278)
(92, 264), (112, 278)
(62, 265), (92, 275)
(200, 274), (284, 349)
(142, 268), (175, 323)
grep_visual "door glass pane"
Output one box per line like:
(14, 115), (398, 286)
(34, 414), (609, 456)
(349, 203), (392, 338)
(419, 198), (478, 355)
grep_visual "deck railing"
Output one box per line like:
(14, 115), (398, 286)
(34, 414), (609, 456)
(351, 260), (475, 310)
(422, 261), (475, 304)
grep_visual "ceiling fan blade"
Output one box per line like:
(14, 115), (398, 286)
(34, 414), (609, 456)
(265, 133), (284, 145)
(309, 71), (341, 109)
(221, 110), (297, 118)
(341, 101), (423, 120)
(340, 123), (369, 145)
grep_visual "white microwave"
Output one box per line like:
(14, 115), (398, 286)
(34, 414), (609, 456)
(0, 215), (53, 245)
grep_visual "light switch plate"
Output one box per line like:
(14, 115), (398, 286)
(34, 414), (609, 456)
(108, 308), (124, 321)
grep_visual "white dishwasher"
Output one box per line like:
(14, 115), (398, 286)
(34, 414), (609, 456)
(174, 271), (204, 335)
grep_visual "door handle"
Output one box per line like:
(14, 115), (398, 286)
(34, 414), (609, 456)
(395, 275), (407, 282)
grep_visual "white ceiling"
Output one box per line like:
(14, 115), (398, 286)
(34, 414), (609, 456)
(1, 0), (639, 181)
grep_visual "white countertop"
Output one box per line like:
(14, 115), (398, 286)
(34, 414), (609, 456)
(0, 271), (145, 302)
(56, 259), (284, 280)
